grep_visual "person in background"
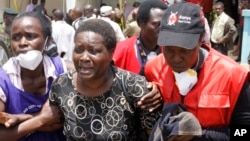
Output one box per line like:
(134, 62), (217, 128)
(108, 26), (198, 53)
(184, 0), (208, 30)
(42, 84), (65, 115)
(64, 9), (73, 25)
(70, 6), (83, 30)
(202, 12), (211, 46)
(72, 4), (97, 30)
(33, 0), (47, 15)
(145, 2), (250, 141)
(34, 18), (161, 141)
(123, 7), (140, 38)
(113, 3), (124, 29)
(25, 0), (38, 12)
(100, 5), (125, 42)
(233, 0), (248, 62)
(0, 11), (66, 141)
(210, 1), (236, 55)
(113, 0), (168, 75)
(52, 9), (75, 61)
(126, 0), (144, 25)
(82, 4), (96, 19)
(0, 8), (19, 59)
(93, 8), (100, 18)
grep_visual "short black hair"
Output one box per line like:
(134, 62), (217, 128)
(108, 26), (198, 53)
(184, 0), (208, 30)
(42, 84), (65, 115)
(13, 11), (51, 38)
(215, 1), (224, 9)
(137, 0), (168, 25)
(75, 19), (116, 51)
(53, 9), (64, 20)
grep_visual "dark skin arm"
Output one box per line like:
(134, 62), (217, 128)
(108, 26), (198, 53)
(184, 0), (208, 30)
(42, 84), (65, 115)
(0, 100), (63, 141)
(0, 112), (32, 128)
(0, 114), (45, 141)
(137, 82), (163, 112)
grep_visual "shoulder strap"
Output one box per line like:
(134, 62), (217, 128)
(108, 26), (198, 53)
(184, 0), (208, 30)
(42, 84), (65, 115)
(50, 56), (64, 76)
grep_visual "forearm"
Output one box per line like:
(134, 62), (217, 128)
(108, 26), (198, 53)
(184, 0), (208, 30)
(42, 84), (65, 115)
(0, 116), (44, 141)
(223, 23), (236, 42)
(0, 112), (33, 128)
(231, 80), (250, 124)
(15, 114), (33, 123)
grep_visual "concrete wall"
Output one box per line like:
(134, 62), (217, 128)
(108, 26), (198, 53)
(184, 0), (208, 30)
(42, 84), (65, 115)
(0, 0), (9, 20)
(75, 0), (134, 9)
(0, 0), (64, 16)
(0, 0), (135, 17)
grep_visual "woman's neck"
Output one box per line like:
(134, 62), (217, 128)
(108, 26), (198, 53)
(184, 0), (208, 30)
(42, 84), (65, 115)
(75, 67), (114, 97)
(20, 63), (44, 79)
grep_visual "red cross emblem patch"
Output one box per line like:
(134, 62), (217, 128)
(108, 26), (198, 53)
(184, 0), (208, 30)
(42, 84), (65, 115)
(168, 11), (178, 25)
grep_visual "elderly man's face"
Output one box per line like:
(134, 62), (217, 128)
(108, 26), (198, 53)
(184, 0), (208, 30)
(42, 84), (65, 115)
(162, 38), (202, 73)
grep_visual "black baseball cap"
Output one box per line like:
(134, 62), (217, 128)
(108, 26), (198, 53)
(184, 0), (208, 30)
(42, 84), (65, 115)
(157, 2), (205, 49)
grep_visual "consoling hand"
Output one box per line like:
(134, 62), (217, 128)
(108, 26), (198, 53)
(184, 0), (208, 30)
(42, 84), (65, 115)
(36, 100), (63, 127)
(137, 82), (163, 112)
(37, 100), (63, 132)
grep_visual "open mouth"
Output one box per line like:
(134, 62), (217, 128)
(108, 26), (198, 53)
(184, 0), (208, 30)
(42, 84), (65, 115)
(78, 66), (93, 75)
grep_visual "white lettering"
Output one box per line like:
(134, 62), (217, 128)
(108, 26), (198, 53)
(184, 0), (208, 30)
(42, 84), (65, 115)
(179, 15), (191, 20)
(234, 129), (247, 136)
(178, 20), (191, 24)
(22, 104), (42, 114)
(178, 15), (191, 24)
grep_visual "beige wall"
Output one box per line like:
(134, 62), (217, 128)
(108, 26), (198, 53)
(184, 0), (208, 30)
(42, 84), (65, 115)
(75, 0), (134, 9)
(0, 0), (9, 20)
(0, 0), (135, 18)
(0, 0), (64, 16)
(9, 0), (64, 16)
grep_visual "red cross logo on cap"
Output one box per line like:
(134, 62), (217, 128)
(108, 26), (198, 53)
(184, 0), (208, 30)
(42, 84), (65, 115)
(168, 11), (178, 25)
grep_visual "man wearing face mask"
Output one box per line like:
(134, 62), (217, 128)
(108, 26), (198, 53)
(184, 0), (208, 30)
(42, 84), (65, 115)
(145, 2), (250, 141)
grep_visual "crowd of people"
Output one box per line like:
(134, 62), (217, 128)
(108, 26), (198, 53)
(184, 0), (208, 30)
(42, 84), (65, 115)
(0, 0), (250, 141)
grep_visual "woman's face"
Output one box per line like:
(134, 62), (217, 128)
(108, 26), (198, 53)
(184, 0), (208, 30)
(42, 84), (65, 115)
(73, 31), (113, 81)
(11, 17), (45, 56)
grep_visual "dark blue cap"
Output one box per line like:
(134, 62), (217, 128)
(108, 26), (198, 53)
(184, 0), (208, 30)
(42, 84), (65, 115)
(158, 2), (205, 49)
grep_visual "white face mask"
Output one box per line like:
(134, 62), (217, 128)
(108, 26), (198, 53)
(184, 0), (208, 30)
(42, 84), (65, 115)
(17, 50), (43, 70)
(173, 69), (198, 96)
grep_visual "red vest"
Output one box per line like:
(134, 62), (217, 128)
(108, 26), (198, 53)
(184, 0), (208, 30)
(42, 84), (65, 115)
(145, 45), (248, 128)
(186, 0), (213, 13)
(113, 36), (141, 74)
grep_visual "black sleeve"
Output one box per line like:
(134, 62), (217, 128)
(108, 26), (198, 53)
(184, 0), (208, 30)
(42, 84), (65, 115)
(193, 79), (250, 141)
(230, 79), (250, 124)
(192, 127), (230, 141)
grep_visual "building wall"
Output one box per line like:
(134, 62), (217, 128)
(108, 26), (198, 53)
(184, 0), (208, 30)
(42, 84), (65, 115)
(0, 0), (135, 18)
(0, 0), (64, 17)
